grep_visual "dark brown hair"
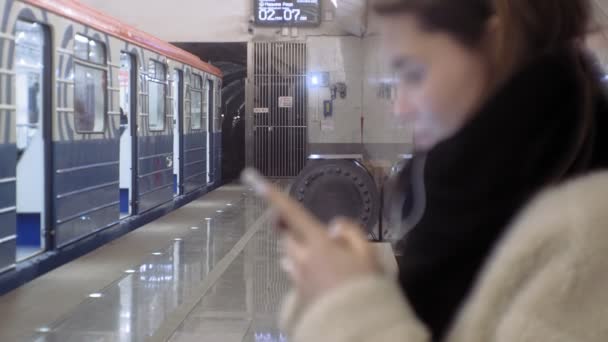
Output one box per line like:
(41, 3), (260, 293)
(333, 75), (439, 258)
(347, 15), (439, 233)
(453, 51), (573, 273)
(374, 0), (596, 181)
(373, 0), (591, 74)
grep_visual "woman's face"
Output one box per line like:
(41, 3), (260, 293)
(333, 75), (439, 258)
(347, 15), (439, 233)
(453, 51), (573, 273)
(383, 14), (494, 150)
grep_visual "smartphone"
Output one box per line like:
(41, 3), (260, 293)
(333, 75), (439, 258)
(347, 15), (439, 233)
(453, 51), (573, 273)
(241, 168), (325, 238)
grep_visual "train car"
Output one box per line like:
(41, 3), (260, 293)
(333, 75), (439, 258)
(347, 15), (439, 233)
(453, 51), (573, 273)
(0, 0), (222, 275)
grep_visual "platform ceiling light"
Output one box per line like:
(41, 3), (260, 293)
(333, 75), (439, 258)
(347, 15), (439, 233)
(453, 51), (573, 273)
(124, 269), (136, 274)
(89, 293), (103, 298)
(227, 203), (233, 206)
(152, 252), (163, 256)
(331, 0), (338, 8)
(205, 217), (212, 221)
(191, 226), (200, 230)
(311, 75), (319, 86)
(36, 327), (51, 333)
(174, 238), (183, 241)
(217, 210), (224, 213)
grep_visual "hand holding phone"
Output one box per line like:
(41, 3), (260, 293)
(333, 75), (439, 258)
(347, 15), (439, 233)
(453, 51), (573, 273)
(241, 168), (383, 304)
(241, 168), (327, 241)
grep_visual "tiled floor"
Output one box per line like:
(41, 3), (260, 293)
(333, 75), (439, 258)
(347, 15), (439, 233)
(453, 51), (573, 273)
(170, 226), (289, 342)
(2, 181), (395, 342)
(19, 182), (287, 342)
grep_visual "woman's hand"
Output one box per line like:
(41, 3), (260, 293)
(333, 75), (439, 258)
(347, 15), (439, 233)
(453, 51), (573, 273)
(280, 216), (383, 305)
(242, 168), (383, 303)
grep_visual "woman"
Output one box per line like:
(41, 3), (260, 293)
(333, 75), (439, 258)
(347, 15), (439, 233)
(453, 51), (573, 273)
(253, 0), (608, 341)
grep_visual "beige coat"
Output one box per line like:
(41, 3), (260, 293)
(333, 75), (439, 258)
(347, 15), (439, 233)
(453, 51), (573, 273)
(280, 172), (608, 341)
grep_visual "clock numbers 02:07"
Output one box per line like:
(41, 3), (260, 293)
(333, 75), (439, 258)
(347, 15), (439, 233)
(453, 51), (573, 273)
(258, 8), (302, 21)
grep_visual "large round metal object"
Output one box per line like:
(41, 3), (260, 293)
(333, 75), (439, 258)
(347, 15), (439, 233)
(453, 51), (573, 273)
(290, 159), (380, 233)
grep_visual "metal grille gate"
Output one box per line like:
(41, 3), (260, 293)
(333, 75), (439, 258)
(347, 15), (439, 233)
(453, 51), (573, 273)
(252, 42), (307, 178)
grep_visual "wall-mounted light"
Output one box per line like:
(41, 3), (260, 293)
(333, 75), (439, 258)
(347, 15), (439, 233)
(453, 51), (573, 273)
(309, 72), (330, 87)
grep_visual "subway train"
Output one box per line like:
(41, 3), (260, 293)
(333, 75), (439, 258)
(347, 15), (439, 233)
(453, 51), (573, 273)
(0, 0), (223, 283)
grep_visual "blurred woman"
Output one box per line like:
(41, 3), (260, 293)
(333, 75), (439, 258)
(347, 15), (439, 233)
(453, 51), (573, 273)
(266, 0), (608, 341)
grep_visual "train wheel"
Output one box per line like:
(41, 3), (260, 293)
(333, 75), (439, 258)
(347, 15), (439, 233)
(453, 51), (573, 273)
(289, 159), (380, 234)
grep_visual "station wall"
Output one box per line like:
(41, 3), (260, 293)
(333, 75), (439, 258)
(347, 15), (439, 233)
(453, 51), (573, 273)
(77, 0), (416, 164)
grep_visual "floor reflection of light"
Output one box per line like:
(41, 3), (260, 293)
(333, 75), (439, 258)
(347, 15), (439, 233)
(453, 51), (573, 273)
(254, 332), (287, 342)
(119, 276), (133, 341)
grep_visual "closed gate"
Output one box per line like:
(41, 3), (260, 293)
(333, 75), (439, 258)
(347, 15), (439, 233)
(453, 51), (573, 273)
(251, 42), (307, 178)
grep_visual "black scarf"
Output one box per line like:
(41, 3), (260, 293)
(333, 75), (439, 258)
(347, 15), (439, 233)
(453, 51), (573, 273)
(395, 48), (608, 341)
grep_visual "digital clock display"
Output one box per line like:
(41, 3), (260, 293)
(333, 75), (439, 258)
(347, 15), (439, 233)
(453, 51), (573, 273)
(255, 0), (321, 26)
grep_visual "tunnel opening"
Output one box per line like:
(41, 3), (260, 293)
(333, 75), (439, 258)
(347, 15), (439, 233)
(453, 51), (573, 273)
(172, 42), (247, 184)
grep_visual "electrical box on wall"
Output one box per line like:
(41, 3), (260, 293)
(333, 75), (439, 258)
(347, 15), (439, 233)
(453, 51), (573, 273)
(323, 100), (333, 118)
(306, 36), (364, 145)
(331, 82), (347, 99)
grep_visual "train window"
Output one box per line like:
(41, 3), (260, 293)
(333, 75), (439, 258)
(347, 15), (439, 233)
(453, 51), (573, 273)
(192, 73), (202, 89)
(74, 34), (106, 64)
(190, 74), (203, 130)
(206, 79), (218, 132)
(148, 60), (167, 131)
(215, 84), (222, 132)
(203, 78), (212, 132)
(74, 35), (87, 60)
(14, 20), (46, 151)
(73, 34), (107, 133)
(74, 66), (107, 132)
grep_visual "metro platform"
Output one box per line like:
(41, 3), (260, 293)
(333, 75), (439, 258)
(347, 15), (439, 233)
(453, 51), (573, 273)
(0, 182), (288, 342)
(0, 181), (396, 342)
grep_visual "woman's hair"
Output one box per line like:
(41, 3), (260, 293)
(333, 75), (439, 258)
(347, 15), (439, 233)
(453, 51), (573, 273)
(374, 0), (596, 181)
(373, 0), (591, 75)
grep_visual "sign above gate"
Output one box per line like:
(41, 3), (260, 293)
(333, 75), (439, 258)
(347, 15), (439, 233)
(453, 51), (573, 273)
(254, 0), (321, 27)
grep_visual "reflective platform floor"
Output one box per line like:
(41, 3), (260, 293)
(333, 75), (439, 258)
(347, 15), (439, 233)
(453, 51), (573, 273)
(0, 182), (289, 342)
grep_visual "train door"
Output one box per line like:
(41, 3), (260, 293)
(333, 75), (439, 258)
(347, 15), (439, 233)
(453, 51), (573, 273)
(0, 24), (17, 271)
(173, 69), (183, 197)
(119, 53), (136, 217)
(205, 79), (214, 184)
(183, 73), (206, 193)
(213, 80), (222, 185)
(13, 20), (50, 261)
(136, 59), (173, 212)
